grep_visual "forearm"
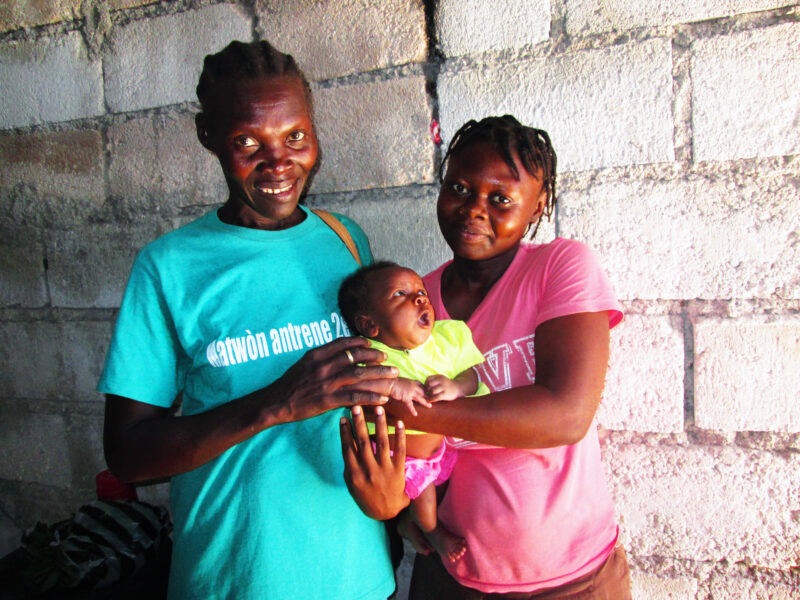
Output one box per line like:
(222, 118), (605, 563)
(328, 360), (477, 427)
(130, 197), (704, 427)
(388, 384), (596, 448)
(104, 388), (291, 482)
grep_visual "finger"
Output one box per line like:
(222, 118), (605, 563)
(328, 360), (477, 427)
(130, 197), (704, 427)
(414, 396), (433, 409)
(392, 419), (406, 469)
(402, 398), (418, 417)
(350, 405), (375, 461)
(372, 406), (392, 464)
(340, 416), (358, 467)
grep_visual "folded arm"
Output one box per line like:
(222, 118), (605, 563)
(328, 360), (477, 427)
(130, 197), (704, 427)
(385, 311), (611, 448)
(105, 337), (398, 483)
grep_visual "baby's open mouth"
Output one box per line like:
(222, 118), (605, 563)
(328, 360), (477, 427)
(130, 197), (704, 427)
(418, 310), (432, 327)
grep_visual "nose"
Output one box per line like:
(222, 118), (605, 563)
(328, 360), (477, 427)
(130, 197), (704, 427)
(256, 144), (291, 174)
(414, 294), (428, 306)
(459, 195), (487, 219)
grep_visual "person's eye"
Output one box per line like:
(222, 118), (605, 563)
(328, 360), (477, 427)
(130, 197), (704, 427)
(287, 131), (306, 143)
(451, 183), (469, 195)
(392, 290), (407, 297)
(234, 135), (258, 149)
(417, 290), (427, 297)
(490, 193), (512, 205)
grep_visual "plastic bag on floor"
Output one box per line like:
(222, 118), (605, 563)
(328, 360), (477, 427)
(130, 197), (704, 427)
(21, 500), (171, 592)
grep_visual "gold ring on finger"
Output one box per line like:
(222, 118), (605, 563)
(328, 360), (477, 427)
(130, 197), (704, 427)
(344, 349), (355, 365)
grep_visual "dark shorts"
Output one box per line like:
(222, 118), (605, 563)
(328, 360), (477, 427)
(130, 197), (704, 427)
(408, 543), (631, 600)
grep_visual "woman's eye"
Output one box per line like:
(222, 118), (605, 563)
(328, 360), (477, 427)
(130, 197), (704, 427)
(234, 136), (257, 149)
(490, 194), (512, 205)
(287, 131), (306, 143)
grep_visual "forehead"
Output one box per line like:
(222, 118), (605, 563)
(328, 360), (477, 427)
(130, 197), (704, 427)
(206, 76), (311, 124)
(366, 267), (423, 294)
(447, 139), (542, 182)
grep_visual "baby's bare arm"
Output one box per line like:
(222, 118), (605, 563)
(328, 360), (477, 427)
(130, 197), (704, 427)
(425, 367), (479, 401)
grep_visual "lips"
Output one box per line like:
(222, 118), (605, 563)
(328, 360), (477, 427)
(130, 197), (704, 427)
(254, 179), (297, 196)
(417, 309), (432, 328)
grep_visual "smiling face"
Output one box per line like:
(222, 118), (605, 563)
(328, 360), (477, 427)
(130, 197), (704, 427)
(437, 140), (547, 263)
(197, 75), (318, 229)
(355, 267), (435, 351)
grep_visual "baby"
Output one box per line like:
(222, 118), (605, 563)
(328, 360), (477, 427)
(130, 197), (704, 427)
(339, 261), (488, 562)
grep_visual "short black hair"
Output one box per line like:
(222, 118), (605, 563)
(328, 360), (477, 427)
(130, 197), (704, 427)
(338, 261), (402, 335)
(196, 40), (313, 116)
(440, 115), (558, 238)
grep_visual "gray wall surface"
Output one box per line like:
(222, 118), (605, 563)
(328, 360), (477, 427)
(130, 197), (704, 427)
(1, 1), (799, 597)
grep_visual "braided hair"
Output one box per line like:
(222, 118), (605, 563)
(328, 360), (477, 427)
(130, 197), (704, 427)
(439, 115), (558, 238)
(196, 40), (313, 116)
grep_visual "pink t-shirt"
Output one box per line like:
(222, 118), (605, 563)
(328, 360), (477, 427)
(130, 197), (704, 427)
(423, 238), (623, 594)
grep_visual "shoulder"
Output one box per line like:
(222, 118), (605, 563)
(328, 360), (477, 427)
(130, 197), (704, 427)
(314, 210), (373, 264)
(432, 319), (475, 346)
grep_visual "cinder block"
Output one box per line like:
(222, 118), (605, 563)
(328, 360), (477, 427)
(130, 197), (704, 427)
(0, 32), (103, 128)
(0, 129), (104, 203)
(558, 174), (800, 300)
(66, 414), (106, 489)
(157, 113), (227, 205)
(0, 409), (72, 487)
(256, 0), (427, 80)
(107, 0), (159, 9)
(104, 5), (252, 112)
(604, 443), (800, 568)
(311, 76), (435, 193)
(436, 0), (550, 57)
(692, 22), (800, 161)
(108, 113), (226, 210)
(707, 574), (799, 599)
(438, 39), (674, 173)
(564, 0), (788, 35)
(694, 318), (800, 432)
(0, 227), (47, 308)
(47, 224), (163, 308)
(630, 572), (698, 600)
(0, 0), (81, 32)
(599, 315), (685, 433)
(0, 321), (111, 400)
(310, 185), (449, 276)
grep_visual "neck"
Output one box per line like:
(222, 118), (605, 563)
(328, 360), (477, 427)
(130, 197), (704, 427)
(449, 243), (520, 289)
(217, 198), (305, 231)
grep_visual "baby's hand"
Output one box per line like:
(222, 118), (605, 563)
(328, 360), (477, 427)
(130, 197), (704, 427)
(389, 377), (433, 417)
(425, 374), (460, 402)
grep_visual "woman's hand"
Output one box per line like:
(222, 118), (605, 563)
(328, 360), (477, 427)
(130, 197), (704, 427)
(340, 405), (409, 520)
(105, 337), (398, 483)
(269, 337), (399, 423)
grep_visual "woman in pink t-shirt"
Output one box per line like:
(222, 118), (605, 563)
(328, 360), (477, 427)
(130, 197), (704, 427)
(342, 115), (631, 599)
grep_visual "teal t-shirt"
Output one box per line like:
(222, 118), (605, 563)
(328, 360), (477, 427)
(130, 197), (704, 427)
(98, 207), (394, 600)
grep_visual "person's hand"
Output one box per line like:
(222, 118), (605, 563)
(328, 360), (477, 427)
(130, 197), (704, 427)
(340, 405), (409, 520)
(389, 377), (432, 416)
(425, 374), (461, 401)
(268, 337), (398, 422)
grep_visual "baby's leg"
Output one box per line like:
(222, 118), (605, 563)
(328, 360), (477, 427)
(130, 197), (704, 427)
(411, 484), (467, 563)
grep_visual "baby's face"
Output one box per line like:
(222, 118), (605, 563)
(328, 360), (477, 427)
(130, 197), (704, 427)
(358, 267), (435, 350)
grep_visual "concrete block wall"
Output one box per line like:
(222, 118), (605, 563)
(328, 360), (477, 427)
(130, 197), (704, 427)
(1, 1), (798, 597)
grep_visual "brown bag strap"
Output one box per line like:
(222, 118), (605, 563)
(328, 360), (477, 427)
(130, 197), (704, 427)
(311, 209), (362, 266)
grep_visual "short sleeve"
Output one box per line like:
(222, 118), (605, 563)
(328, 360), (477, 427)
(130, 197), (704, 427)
(335, 212), (374, 267)
(535, 240), (623, 330)
(439, 320), (486, 372)
(97, 249), (186, 407)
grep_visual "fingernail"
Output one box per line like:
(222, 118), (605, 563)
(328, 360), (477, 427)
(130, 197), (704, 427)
(352, 405), (362, 415)
(375, 406), (384, 416)
(396, 420), (404, 429)
(339, 417), (347, 425)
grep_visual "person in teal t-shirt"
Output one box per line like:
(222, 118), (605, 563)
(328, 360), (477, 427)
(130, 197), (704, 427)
(339, 261), (489, 564)
(98, 41), (405, 599)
